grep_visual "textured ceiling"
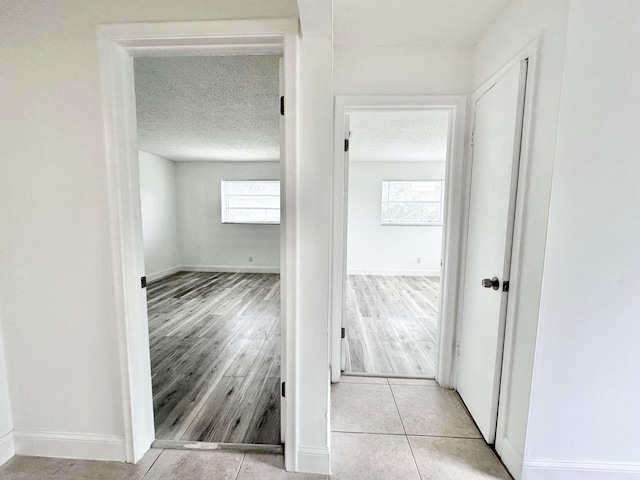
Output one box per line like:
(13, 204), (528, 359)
(134, 55), (280, 162)
(334, 0), (512, 47)
(349, 110), (450, 162)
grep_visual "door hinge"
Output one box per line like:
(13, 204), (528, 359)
(344, 138), (349, 152)
(341, 327), (346, 339)
(281, 381), (285, 397)
(140, 276), (147, 289)
(456, 341), (461, 356)
(280, 96), (284, 116)
(502, 280), (510, 292)
(470, 129), (475, 146)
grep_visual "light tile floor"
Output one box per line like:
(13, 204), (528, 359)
(0, 376), (512, 479)
(330, 376), (513, 480)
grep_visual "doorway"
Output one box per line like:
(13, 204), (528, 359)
(134, 54), (282, 445)
(343, 110), (450, 377)
(330, 96), (468, 386)
(98, 21), (298, 466)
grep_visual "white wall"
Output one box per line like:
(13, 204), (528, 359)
(524, 2), (640, 478)
(347, 161), (444, 276)
(471, 1), (570, 475)
(296, 35), (333, 474)
(334, 45), (473, 95)
(175, 161), (280, 272)
(0, 298), (14, 466)
(138, 151), (180, 281)
(0, 0), (298, 462)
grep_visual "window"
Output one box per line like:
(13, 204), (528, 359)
(381, 180), (444, 226)
(221, 180), (280, 224)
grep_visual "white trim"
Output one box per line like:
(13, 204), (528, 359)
(297, 446), (330, 475)
(0, 430), (14, 467)
(330, 95), (467, 389)
(346, 269), (440, 277)
(13, 431), (125, 462)
(146, 266), (181, 282)
(523, 458), (640, 477)
(97, 18), (299, 469)
(491, 40), (540, 475)
(497, 437), (523, 480)
(181, 265), (280, 274)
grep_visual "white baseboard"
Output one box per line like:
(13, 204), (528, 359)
(497, 437), (523, 480)
(347, 268), (440, 277)
(523, 458), (640, 479)
(146, 265), (181, 282)
(182, 265), (280, 274)
(0, 430), (15, 467)
(297, 445), (330, 475)
(13, 430), (126, 462)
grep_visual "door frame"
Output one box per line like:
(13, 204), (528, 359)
(330, 95), (468, 388)
(454, 39), (539, 477)
(97, 19), (299, 468)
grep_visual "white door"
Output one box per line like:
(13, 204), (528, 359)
(456, 60), (527, 443)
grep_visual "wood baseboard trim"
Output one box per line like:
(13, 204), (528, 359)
(13, 430), (126, 462)
(181, 265), (280, 274)
(297, 445), (330, 475)
(523, 458), (640, 478)
(146, 266), (182, 282)
(0, 430), (15, 467)
(346, 269), (440, 277)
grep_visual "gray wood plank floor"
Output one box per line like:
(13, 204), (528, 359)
(146, 271), (281, 445)
(344, 275), (439, 377)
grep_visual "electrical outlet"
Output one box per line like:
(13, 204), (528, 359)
(248, 256), (253, 262)
(417, 256), (422, 264)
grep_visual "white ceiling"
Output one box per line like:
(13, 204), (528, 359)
(349, 110), (450, 162)
(134, 55), (280, 162)
(334, 0), (512, 47)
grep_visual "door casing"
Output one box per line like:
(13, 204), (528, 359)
(97, 19), (299, 470)
(330, 95), (468, 388)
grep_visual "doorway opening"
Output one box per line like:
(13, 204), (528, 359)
(134, 54), (283, 446)
(98, 21), (298, 466)
(330, 96), (468, 387)
(343, 110), (450, 378)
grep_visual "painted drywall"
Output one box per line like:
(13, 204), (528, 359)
(524, 1), (640, 478)
(0, 0), (298, 462)
(138, 151), (180, 281)
(334, 45), (473, 95)
(471, 0), (570, 475)
(175, 161), (280, 272)
(347, 162), (444, 275)
(296, 35), (333, 473)
(0, 298), (15, 466)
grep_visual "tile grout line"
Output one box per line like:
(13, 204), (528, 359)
(141, 448), (165, 479)
(388, 382), (423, 480)
(332, 429), (482, 440)
(233, 452), (247, 480)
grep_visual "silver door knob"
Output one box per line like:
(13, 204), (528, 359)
(481, 277), (500, 290)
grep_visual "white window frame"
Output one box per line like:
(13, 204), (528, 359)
(220, 179), (281, 225)
(380, 179), (444, 226)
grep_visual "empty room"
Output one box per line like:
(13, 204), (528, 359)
(134, 55), (283, 446)
(343, 109), (449, 378)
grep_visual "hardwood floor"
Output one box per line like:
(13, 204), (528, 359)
(344, 275), (439, 377)
(147, 271), (281, 445)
